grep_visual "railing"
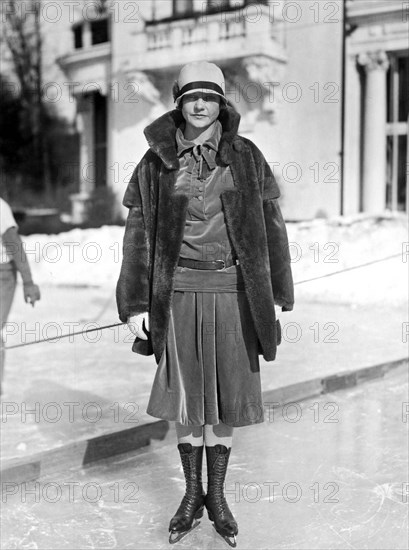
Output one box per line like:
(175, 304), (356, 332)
(219, 19), (246, 40)
(146, 14), (249, 51)
(181, 25), (208, 46)
(147, 28), (171, 50)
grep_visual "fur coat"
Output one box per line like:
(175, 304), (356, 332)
(116, 106), (294, 363)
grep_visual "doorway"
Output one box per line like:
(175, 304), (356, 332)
(93, 92), (107, 188)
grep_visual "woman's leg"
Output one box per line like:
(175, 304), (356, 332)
(203, 422), (233, 447)
(176, 423), (204, 445)
(0, 268), (16, 395)
(204, 422), (238, 547)
(169, 423), (206, 543)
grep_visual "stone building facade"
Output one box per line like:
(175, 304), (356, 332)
(54, 0), (408, 221)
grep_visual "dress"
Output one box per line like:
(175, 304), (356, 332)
(0, 199), (18, 385)
(146, 122), (264, 427)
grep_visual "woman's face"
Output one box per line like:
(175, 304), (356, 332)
(181, 92), (221, 130)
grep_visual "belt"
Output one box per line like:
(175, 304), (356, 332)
(178, 258), (239, 270)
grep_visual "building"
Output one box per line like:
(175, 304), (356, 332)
(344, 0), (408, 215)
(56, 0), (408, 221)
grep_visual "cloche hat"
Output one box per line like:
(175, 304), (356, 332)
(173, 61), (226, 106)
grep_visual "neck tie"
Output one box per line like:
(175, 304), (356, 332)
(188, 144), (216, 180)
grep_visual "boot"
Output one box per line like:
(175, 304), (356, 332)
(168, 443), (205, 544)
(205, 445), (238, 548)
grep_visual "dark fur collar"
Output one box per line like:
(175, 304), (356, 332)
(143, 106), (241, 169)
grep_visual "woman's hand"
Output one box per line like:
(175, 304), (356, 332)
(127, 312), (150, 340)
(274, 305), (281, 321)
(24, 283), (41, 307)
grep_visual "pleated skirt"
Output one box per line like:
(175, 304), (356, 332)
(146, 266), (264, 427)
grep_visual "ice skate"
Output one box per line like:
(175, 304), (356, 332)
(205, 445), (238, 548)
(168, 443), (205, 544)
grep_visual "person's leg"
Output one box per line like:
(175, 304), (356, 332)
(176, 423), (204, 445)
(169, 423), (206, 543)
(0, 268), (17, 394)
(204, 422), (238, 547)
(204, 422), (233, 447)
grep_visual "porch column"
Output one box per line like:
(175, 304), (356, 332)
(358, 51), (389, 213)
(70, 95), (94, 223)
(76, 95), (95, 194)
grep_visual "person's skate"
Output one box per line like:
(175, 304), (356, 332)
(169, 443), (205, 544)
(205, 444), (238, 548)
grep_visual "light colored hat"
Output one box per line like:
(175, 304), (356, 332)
(174, 61), (226, 106)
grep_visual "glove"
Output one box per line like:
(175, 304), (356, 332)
(24, 283), (41, 307)
(127, 312), (150, 341)
(274, 305), (282, 321)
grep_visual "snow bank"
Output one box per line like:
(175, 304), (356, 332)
(23, 213), (407, 306)
(286, 213), (407, 306)
(22, 225), (125, 287)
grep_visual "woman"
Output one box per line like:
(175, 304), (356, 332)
(116, 61), (294, 546)
(0, 198), (41, 395)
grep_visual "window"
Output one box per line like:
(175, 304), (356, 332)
(173, 0), (194, 17)
(91, 18), (109, 45)
(73, 24), (82, 49)
(93, 92), (107, 188)
(386, 54), (408, 211)
(207, 0), (230, 10)
(72, 18), (109, 49)
(173, 0), (193, 17)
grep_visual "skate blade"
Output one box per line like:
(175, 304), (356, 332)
(169, 519), (200, 544)
(211, 525), (237, 548)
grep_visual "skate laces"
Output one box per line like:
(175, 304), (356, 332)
(207, 454), (231, 515)
(179, 450), (203, 504)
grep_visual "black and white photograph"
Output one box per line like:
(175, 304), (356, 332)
(0, 0), (408, 548)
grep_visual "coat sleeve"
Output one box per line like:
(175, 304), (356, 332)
(116, 159), (150, 323)
(263, 198), (294, 311)
(250, 142), (294, 311)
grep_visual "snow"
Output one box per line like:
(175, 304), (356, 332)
(286, 213), (408, 306)
(22, 213), (408, 306)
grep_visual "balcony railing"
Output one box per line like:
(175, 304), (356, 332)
(134, 4), (285, 70)
(59, 3), (285, 86)
(146, 16), (246, 51)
